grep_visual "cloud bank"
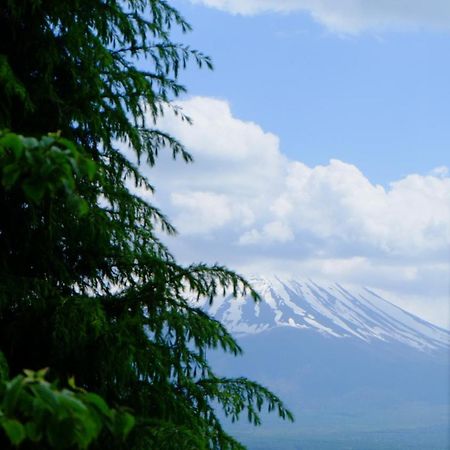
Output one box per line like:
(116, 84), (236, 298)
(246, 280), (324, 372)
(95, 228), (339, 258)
(190, 0), (450, 33)
(145, 96), (450, 327)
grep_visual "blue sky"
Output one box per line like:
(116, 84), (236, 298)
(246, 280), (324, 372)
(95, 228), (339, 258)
(173, 0), (450, 184)
(138, 0), (450, 327)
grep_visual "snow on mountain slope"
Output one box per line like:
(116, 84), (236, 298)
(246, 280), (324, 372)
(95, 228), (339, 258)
(196, 276), (450, 352)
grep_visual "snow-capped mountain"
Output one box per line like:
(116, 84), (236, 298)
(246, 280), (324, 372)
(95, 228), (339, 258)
(198, 276), (449, 352)
(202, 277), (450, 448)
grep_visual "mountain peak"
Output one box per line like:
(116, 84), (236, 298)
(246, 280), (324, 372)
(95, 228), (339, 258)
(199, 276), (450, 353)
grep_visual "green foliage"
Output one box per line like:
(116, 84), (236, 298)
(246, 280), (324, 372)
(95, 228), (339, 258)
(0, 369), (134, 448)
(0, 352), (8, 382)
(0, 1), (293, 449)
(0, 131), (95, 208)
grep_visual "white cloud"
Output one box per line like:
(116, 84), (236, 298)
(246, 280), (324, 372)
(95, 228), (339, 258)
(190, 0), (450, 33)
(431, 166), (449, 177)
(145, 96), (450, 327)
(155, 98), (450, 260)
(159, 97), (285, 197)
(239, 221), (294, 245)
(170, 191), (254, 234)
(273, 160), (450, 256)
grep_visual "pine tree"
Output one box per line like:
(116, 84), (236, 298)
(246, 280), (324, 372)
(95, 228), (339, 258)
(0, 1), (293, 448)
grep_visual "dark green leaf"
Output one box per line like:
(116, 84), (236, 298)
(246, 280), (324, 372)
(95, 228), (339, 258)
(1, 419), (26, 445)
